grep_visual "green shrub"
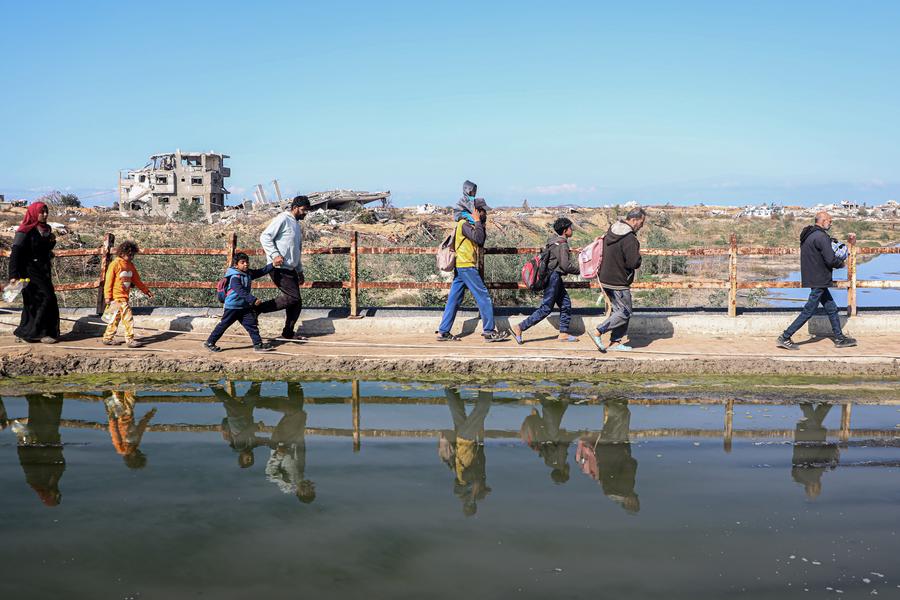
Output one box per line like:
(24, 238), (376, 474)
(174, 199), (203, 223)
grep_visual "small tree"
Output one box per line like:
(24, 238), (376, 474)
(173, 198), (203, 223)
(59, 193), (81, 207)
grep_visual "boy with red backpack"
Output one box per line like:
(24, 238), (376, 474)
(205, 252), (274, 353)
(510, 217), (581, 344)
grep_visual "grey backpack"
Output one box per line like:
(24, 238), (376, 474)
(436, 232), (457, 272)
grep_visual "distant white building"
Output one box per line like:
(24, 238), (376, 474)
(738, 203), (775, 218)
(841, 199), (860, 210)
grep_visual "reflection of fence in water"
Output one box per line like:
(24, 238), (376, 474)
(2, 231), (899, 315)
(30, 391), (878, 451)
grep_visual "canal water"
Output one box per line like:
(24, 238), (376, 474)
(1, 380), (899, 599)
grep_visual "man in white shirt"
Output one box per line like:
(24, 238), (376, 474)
(258, 196), (310, 339)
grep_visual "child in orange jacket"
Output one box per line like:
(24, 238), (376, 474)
(103, 241), (153, 347)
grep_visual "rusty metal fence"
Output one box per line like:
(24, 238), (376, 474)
(2, 231), (898, 317)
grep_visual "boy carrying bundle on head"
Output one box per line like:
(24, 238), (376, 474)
(205, 252), (274, 353)
(103, 241), (153, 348)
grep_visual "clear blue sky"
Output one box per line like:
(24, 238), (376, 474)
(1, 0), (898, 207)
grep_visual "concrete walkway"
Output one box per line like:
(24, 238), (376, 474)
(0, 326), (897, 378)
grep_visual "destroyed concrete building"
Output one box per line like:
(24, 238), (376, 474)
(119, 150), (230, 217)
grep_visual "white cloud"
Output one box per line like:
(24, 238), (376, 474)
(531, 183), (597, 196)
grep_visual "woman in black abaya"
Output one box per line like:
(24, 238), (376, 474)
(8, 201), (60, 343)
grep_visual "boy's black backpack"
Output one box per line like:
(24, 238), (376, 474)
(521, 242), (558, 292)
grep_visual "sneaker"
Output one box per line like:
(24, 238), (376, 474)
(39, 336), (57, 344)
(558, 334), (579, 343)
(608, 342), (633, 352)
(203, 341), (222, 353)
(833, 335), (858, 348)
(589, 334), (607, 353)
(776, 335), (798, 350)
(102, 338), (122, 346)
(254, 342), (275, 353)
(483, 330), (510, 343)
(510, 325), (523, 345)
(126, 340), (144, 348)
(281, 330), (308, 341)
(435, 331), (458, 342)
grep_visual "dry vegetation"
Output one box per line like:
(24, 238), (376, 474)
(0, 204), (896, 310)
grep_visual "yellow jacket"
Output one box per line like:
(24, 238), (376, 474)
(104, 257), (150, 302)
(455, 220), (483, 269)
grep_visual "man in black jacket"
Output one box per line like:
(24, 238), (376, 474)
(511, 217), (581, 343)
(777, 212), (856, 349)
(590, 208), (646, 352)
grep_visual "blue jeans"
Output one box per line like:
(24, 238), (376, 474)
(597, 288), (633, 342)
(518, 272), (572, 333)
(438, 267), (496, 334)
(208, 308), (263, 346)
(782, 288), (843, 339)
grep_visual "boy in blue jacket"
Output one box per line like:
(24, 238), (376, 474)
(204, 253), (274, 353)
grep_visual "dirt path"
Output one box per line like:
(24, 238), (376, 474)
(1, 329), (897, 379)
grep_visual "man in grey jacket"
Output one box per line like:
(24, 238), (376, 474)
(258, 196), (309, 340)
(590, 208), (646, 352)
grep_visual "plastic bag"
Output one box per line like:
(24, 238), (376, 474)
(101, 301), (120, 324)
(2, 278), (29, 303)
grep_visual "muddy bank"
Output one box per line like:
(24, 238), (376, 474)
(1, 350), (897, 380)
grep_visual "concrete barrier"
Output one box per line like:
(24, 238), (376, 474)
(1, 306), (896, 338)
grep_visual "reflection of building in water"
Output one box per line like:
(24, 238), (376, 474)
(261, 383), (315, 504)
(15, 394), (66, 507)
(104, 391), (157, 469)
(576, 398), (640, 514)
(520, 393), (573, 484)
(440, 387), (492, 517)
(791, 403), (840, 500)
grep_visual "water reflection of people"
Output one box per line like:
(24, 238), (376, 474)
(104, 391), (157, 469)
(520, 393), (573, 484)
(260, 383), (315, 504)
(215, 382), (266, 468)
(791, 403), (840, 500)
(576, 398), (639, 514)
(440, 387), (492, 516)
(0, 398), (8, 431)
(15, 394), (65, 507)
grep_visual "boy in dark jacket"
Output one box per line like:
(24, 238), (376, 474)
(590, 208), (646, 352)
(777, 212), (856, 349)
(511, 217), (581, 343)
(204, 253), (275, 353)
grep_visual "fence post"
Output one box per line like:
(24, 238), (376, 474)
(225, 232), (237, 269)
(349, 231), (359, 318)
(352, 379), (361, 452)
(847, 233), (857, 317)
(728, 233), (737, 317)
(477, 246), (485, 281)
(95, 232), (115, 315)
(840, 403), (852, 443)
(723, 399), (734, 453)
